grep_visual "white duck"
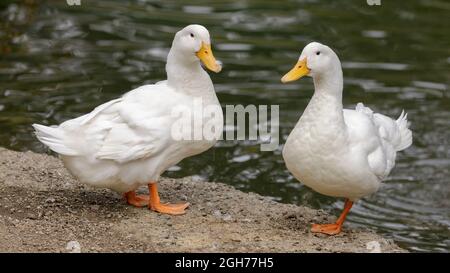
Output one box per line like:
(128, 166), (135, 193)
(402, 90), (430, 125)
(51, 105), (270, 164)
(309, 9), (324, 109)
(33, 24), (223, 215)
(281, 42), (412, 235)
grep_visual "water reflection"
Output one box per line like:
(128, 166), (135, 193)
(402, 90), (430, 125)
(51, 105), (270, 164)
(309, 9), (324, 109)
(0, 0), (449, 252)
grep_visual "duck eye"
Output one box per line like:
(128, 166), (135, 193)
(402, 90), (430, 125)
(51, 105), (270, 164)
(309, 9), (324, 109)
(316, 51), (321, 55)
(190, 33), (194, 38)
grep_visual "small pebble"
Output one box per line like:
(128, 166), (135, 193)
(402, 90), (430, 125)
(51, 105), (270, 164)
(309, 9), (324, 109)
(222, 214), (233, 221)
(45, 197), (56, 203)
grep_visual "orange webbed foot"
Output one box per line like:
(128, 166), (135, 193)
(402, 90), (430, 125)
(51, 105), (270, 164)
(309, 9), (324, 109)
(147, 183), (189, 215)
(124, 191), (149, 207)
(149, 202), (190, 215)
(311, 223), (342, 235)
(311, 199), (354, 236)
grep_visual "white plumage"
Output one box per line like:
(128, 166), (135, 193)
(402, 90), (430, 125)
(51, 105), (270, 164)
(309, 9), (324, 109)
(283, 42), (412, 201)
(33, 25), (223, 214)
(281, 42), (412, 234)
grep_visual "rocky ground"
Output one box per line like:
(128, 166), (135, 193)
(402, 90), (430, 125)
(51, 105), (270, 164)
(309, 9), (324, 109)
(0, 148), (405, 252)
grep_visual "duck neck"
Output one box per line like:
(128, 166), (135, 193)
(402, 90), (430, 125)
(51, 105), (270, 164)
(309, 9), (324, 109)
(303, 67), (345, 128)
(312, 67), (343, 103)
(166, 49), (215, 98)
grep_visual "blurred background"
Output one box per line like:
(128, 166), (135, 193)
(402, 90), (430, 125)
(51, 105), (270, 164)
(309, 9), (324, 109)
(0, 0), (449, 252)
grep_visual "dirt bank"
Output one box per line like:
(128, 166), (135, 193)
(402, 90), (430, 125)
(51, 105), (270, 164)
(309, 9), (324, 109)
(0, 148), (404, 252)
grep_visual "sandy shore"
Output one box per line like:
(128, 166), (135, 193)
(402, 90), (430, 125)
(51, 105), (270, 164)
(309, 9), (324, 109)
(0, 148), (404, 252)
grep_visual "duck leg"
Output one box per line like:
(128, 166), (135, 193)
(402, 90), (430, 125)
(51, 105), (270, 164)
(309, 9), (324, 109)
(148, 183), (189, 215)
(311, 199), (353, 235)
(124, 191), (150, 207)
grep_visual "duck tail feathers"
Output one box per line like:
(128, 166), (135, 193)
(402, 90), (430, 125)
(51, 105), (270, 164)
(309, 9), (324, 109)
(395, 110), (412, 151)
(32, 124), (78, 156)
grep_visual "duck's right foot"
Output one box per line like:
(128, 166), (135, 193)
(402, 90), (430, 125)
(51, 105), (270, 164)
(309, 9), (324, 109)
(311, 199), (354, 236)
(124, 191), (149, 207)
(311, 223), (342, 235)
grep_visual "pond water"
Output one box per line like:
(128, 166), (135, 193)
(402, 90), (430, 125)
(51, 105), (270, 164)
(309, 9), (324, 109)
(0, 0), (449, 252)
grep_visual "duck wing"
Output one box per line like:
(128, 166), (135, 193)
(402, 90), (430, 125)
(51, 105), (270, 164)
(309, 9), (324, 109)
(33, 84), (174, 164)
(32, 98), (123, 156)
(343, 103), (412, 180)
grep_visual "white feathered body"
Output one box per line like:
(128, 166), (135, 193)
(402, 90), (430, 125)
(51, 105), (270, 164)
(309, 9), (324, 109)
(33, 24), (224, 194)
(282, 42), (412, 201)
(283, 92), (412, 201)
(33, 78), (223, 193)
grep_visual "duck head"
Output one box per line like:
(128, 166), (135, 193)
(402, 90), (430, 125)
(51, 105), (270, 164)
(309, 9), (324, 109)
(281, 42), (341, 83)
(171, 24), (222, 73)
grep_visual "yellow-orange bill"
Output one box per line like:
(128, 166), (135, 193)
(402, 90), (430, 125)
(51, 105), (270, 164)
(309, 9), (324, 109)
(196, 42), (222, 73)
(281, 58), (310, 83)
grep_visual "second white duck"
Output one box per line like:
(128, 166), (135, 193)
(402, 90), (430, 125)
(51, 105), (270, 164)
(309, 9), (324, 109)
(281, 42), (412, 234)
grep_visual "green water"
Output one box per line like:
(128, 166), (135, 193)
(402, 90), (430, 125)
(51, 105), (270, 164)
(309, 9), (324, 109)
(0, 0), (449, 252)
